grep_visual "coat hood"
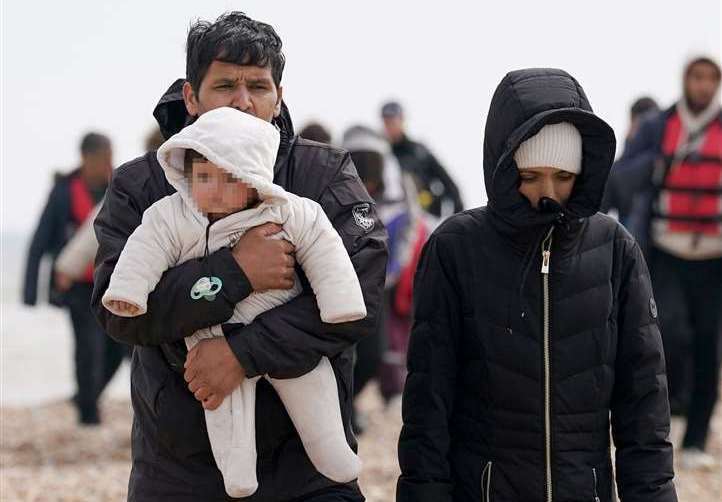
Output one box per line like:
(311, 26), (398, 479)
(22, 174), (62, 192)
(342, 125), (405, 202)
(483, 68), (616, 231)
(156, 106), (286, 211)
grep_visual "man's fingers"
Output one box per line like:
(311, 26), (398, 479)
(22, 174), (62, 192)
(257, 222), (283, 237)
(183, 366), (198, 383)
(188, 377), (204, 394)
(279, 277), (295, 290)
(184, 347), (198, 369)
(279, 239), (295, 255)
(194, 386), (211, 402)
(203, 394), (223, 411)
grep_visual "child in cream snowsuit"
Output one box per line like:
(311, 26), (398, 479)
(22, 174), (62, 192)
(102, 107), (365, 497)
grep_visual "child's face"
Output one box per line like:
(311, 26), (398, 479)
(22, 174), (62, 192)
(189, 159), (257, 216)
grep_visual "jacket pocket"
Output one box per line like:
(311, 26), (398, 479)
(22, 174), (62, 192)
(481, 461), (493, 502)
(155, 372), (212, 459)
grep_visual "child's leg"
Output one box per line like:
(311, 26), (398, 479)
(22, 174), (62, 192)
(204, 375), (261, 498)
(266, 357), (361, 483)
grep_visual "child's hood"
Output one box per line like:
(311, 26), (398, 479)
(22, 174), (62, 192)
(156, 106), (286, 205)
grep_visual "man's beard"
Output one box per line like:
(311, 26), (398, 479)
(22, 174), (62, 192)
(684, 93), (713, 114)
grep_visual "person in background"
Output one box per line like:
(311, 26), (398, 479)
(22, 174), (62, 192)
(55, 125), (169, 282)
(343, 126), (427, 433)
(145, 126), (165, 151)
(627, 97), (660, 145)
(299, 122), (332, 144)
(615, 56), (722, 469)
(381, 101), (463, 219)
(602, 96), (659, 221)
(23, 132), (125, 425)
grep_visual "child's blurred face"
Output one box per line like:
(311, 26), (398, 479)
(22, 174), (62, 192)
(189, 159), (257, 216)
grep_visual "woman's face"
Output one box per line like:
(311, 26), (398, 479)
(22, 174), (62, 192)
(517, 166), (577, 209)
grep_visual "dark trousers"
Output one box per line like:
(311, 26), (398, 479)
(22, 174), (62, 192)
(65, 283), (126, 423)
(651, 249), (722, 449)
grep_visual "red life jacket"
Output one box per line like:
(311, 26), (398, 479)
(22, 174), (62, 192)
(657, 112), (722, 236)
(69, 175), (96, 282)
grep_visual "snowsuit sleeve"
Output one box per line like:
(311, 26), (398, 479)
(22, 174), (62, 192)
(396, 233), (461, 502)
(282, 194), (367, 323)
(55, 204), (100, 279)
(101, 196), (181, 316)
(226, 154), (387, 379)
(611, 236), (677, 502)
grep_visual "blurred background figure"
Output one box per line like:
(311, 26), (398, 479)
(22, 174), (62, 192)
(381, 101), (464, 219)
(145, 126), (165, 151)
(343, 125), (430, 433)
(609, 56), (722, 470)
(627, 96), (660, 145)
(299, 121), (333, 144)
(602, 96), (660, 221)
(22, 132), (125, 425)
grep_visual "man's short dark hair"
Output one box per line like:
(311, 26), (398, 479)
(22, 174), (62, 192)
(684, 56), (722, 81)
(80, 133), (111, 156)
(299, 122), (332, 144)
(630, 96), (659, 120)
(186, 11), (285, 93)
(349, 150), (385, 197)
(184, 149), (207, 178)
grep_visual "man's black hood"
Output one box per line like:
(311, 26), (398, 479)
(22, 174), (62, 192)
(483, 68), (616, 231)
(152, 78), (295, 153)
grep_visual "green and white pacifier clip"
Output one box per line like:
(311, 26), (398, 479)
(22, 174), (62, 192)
(190, 275), (223, 301)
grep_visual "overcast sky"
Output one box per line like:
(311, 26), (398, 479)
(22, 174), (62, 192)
(2, 0), (720, 234)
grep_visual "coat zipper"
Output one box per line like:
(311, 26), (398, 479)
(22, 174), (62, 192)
(481, 461), (493, 502)
(541, 227), (554, 502)
(204, 222), (212, 259)
(592, 467), (600, 502)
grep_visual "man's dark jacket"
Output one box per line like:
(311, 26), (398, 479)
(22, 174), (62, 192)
(391, 136), (464, 218)
(92, 79), (388, 501)
(397, 69), (677, 502)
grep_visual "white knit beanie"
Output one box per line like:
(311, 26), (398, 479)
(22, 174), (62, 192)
(514, 122), (582, 175)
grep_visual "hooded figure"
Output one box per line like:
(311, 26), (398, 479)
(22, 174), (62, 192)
(102, 107), (365, 497)
(397, 69), (677, 502)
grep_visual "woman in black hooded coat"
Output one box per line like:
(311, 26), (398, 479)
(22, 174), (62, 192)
(396, 69), (677, 502)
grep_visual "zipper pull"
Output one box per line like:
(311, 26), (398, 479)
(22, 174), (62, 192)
(541, 250), (551, 274)
(541, 228), (553, 275)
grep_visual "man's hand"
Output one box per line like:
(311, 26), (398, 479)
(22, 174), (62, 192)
(184, 337), (246, 410)
(232, 223), (296, 292)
